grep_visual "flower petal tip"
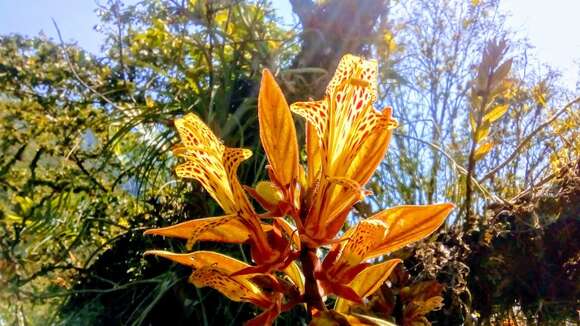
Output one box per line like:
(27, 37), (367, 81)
(143, 249), (165, 257)
(143, 229), (156, 236)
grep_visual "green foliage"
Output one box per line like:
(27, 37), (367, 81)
(0, 0), (296, 324)
(0, 35), (139, 324)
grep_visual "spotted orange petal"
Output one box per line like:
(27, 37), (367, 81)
(334, 259), (401, 313)
(174, 113), (254, 216)
(175, 113), (223, 155)
(327, 219), (389, 283)
(173, 114), (277, 258)
(290, 100), (328, 152)
(190, 266), (272, 308)
(144, 250), (247, 271)
(345, 107), (397, 185)
(366, 203), (455, 259)
(291, 54), (400, 245)
(303, 177), (366, 245)
(325, 56), (378, 170)
(143, 215), (273, 247)
(305, 122), (323, 187)
(258, 69), (300, 194)
(175, 151), (235, 213)
(145, 250), (272, 306)
(291, 55), (397, 184)
(326, 54), (378, 103)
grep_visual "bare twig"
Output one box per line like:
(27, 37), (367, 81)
(509, 170), (559, 203)
(395, 132), (508, 204)
(20, 278), (166, 299)
(479, 96), (580, 182)
(51, 19), (136, 118)
(71, 154), (108, 193)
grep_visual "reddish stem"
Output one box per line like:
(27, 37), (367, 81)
(299, 246), (326, 315)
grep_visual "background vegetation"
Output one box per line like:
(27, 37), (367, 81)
(0, 0), (578, 325)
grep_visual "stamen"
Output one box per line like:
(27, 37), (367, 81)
(348, 78), (370, 87)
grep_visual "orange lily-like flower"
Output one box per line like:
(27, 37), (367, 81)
(144, 113), (298, 276)
(143, 250), (297, 325)
(316, 204), (454, 306)
(144, 54), (454, 325)
(291, 54), (399, 247)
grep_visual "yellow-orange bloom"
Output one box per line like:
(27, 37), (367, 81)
(291, 54), (399, 246)
(144, 250), (273, 307)
(146, 113), (294, 272)
(144, 54), (454, 325)
(316, 204), (455, 305)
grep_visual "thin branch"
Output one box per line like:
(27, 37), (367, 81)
(0, 144), (27, 176)
(20, 278), (164, 299)
(395, 132), (507, 204)
(51, 19), (132, 117)
(17, 264), (85, 286)
(479, 96), (580, 182)
(71, 154), (108, 193)
(509, 170), (559, 203)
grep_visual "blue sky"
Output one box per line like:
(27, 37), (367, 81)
(0, 0), (577, 88)
(499, 0), (579, 89)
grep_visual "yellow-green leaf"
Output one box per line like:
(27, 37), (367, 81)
(474, 142), (493, 161)
(532, 81), (548, 107)
(469, 112), (477, 133)
(484, 103), (509, 122)
(475, 120), (490, 143)
(145, 96), (155, 108)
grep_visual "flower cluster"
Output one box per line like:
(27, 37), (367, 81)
(145, 54), (454, 325)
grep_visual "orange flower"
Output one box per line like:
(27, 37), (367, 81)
(290, 54), (399, 247)
(317, 204), (455, 306)
(144, 54), (454, 325)
(145, 113), (295, 273)
(143, 250), (296, 325)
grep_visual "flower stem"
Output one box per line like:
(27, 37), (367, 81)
(299, 246), (325, 316)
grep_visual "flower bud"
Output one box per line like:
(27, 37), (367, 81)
(255, 181), (284, 206)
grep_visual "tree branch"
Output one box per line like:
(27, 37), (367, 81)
(479, 96), (580, 182)
(289, 0), (315, 26)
